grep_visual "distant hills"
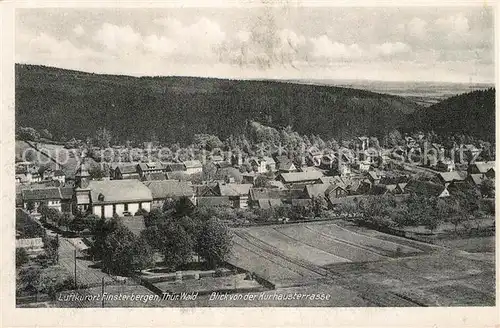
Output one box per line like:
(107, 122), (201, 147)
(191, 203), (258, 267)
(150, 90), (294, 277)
(15, 64), (422, 144)
(405, 88), (495, 142)
(15, 64), (495, 144)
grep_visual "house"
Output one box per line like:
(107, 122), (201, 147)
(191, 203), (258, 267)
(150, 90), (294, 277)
(194, 183), (220, 197)
(30, 173), (41, 183)
(142, 172), (167, 181)
(22, 187), (62, 212)
(249, 156), (276, 173)
(279, 171), (323, 186)
(274, 156), (297, 173)
(143, 180), (194, 209)
(371, 183), (406, 195)
(114, 164), (140, 180)
(267, 180), (286, 190)
(468, 161), (495, 175)
(15, 161), (38, 174)
(320, 154), (336, 169)
(42, 168), (55, 180)
(54, 170), (66, 184)
(248, 188), (283, 208)
(183, 160), (203, 175)
(357, 161), (371, 172)
(436, 159), (455, 172)
(210, 155), (225, 164)
(356, 136), (369, 150)
(15, 172), (32, 184)
(325, 184), (349, 204)
(217, 183), (253, 208)
(436, 171), (467, 185)
(231, 154), (243, 167)
(16, 237), (44, 256)
(75, 180), (153, 218)
(304, 184), (330, 200)
(367, 171), (381, 185)
(404, 180), (450, 198)
(306, 147), (323, 166)
(59, 186), (74, 212)
(137, 162), (166, 179)
(166, 171), (190, 181)
(467, 174), (491, 187)
(197, 196), (232, 207)
(164, 163), (187, 172)
(241, 173), (258, 184)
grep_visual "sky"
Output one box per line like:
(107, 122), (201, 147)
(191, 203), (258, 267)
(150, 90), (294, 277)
(15, 6), (495, 83)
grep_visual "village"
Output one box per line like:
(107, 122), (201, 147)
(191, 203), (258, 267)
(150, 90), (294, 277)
(15, 125), (496, 307)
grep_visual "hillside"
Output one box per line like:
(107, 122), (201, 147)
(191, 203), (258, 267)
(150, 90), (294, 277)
(15, 64), (423, 144)
(405, 88), (495, 142)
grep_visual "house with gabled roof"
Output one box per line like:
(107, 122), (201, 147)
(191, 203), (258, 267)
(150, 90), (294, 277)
(279, 171), (323, 186)
(249, 156), (276, 173)
(164, 162), (187, 172)
(248, 188), (282, 208)
(143, 180), (194, 209)
(274, 156), (297, 173)
(183, 160), (203, 175)
(468, 161), (495, 176)
(404, 180), (450, 198)
(114, 164), (140, 180)
(75, 180), (153, 218)
(137, 162), (167, 179)
(436, 171), (467, 185)
(217, 182), (253, 208)
(22, 187), (62, 212)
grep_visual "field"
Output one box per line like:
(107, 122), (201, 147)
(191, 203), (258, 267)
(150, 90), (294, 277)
(227, 221), (495, 306)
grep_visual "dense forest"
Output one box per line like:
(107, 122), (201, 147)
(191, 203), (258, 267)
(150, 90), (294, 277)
(405, 88), (495, 142)
(16, 64), (422, 145)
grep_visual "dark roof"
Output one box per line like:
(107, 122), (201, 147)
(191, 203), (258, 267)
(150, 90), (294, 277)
(197, 196), (232, 207)
(59, 187), (74, 200)
(143, 180), (193, 199)
(138, 162), (165, 172)
(116, 164), (138, 174)
(470, 162), (495, 173)
(194, 184), (220, 197)
(54, 170), (65, 176)
(22, 187), (62, 201)
(164, 163), (186, 172)
(249, 188), (282, 200)
(166, 171), (190, 180)
(405, 180), (448, 197)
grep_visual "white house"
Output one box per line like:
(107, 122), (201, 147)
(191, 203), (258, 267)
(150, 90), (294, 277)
(75, 180), (153, 218)
(183, 160), (203, 175)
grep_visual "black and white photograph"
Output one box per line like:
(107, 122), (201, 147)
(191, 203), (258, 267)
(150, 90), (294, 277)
(7, 1), (496, 313)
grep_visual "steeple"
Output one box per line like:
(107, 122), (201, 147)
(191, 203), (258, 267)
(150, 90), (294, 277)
(75, 159), (90, 188)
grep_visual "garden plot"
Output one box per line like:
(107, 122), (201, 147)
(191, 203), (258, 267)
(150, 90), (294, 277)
(306, 223), (423, 256)
(228, 235), (323, 288)
(275, 225), (385, 263)
(244, 227), (350, 266)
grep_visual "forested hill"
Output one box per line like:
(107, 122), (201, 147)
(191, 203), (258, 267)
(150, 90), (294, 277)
(405, 88), (495, 142)
(16, 64), (422, 144)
